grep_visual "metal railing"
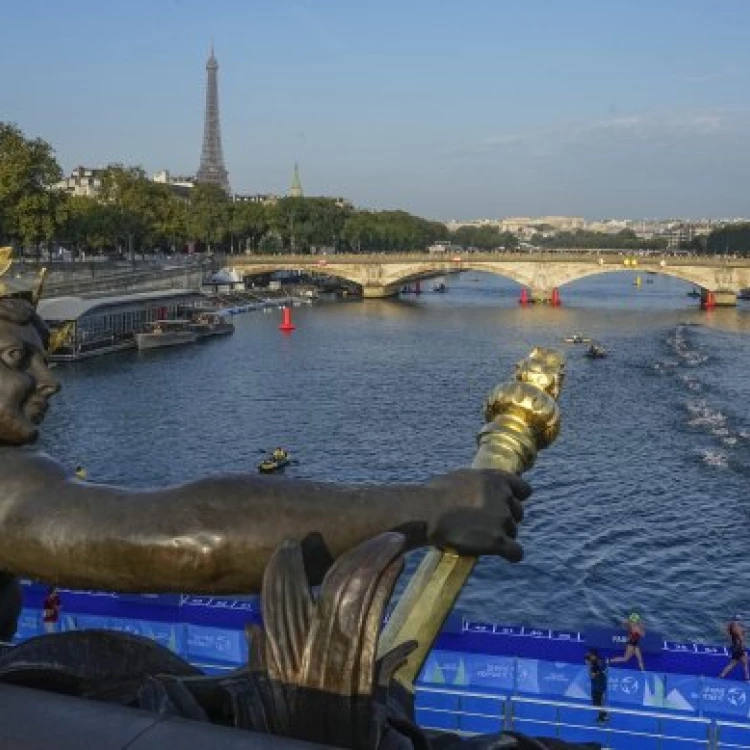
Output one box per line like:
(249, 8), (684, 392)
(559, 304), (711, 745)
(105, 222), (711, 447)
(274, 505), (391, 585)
(415, 685), (739, 749)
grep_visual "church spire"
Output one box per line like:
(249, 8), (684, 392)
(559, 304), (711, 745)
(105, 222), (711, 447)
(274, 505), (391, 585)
(289, 162), (303, 198)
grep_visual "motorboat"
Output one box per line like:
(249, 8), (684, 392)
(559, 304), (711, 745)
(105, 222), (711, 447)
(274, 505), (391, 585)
(563, 333), (591, 344)
(585, 342), (608, 359)
(432, 282), (447, 293)
(258, 449), (290, 474)
(687, 288), (702, 298)
(135, 320), (197, 350)
(188, 312), (235, 339)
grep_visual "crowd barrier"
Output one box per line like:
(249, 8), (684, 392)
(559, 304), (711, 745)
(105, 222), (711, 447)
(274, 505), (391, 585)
(13, 599), (750, 747)
(416, 688), (738, 750)
(14, 608), (248, 671)
(419, 649), (750, 723)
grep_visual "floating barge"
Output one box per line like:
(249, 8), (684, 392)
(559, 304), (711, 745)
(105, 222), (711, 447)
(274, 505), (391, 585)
(38, 290), (208, 361)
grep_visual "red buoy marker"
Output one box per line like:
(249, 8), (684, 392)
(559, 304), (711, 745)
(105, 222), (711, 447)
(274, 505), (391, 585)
(550, 287), (561, 307)
(702, 291), (716, 311)
(519, 288), (529, 305)
(279, 306), (296, 332)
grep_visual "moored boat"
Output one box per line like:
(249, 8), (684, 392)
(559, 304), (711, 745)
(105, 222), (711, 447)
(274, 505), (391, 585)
(188, 311), (235, 339)
(135, 320), (197, 350)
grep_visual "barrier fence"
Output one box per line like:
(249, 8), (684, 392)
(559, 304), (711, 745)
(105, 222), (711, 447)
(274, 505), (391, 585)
(15, 602), (750, 747)
(416, 688), (749, 749)
(419, 649), (750, 722)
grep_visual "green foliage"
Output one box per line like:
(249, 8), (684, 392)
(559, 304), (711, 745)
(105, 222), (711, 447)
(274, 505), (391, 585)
(342, 210), (447, 252)
(705, 224), (750, 256)
(232, 201), (270, 251)
(186, 183), (231, 249)
(267, 197), (351, 252)
(534, 229), (668, 251)
(0, 123), (63, 246)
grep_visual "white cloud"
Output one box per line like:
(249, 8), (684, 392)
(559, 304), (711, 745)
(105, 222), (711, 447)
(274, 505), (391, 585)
(459, 109), (746, 157)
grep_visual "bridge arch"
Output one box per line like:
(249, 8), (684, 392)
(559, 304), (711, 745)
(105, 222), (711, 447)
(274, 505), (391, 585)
(549, 265), (710, 290)
(234, 263), (368, 290)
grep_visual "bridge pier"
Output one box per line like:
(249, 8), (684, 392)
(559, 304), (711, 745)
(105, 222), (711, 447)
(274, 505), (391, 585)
(710, 290), (737, 307)
(529, 288), (558, 305)
(362, 284), (401, 299)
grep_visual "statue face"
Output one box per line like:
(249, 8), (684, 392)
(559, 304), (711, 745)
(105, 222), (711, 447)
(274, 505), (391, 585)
(0, 319), (60, 445)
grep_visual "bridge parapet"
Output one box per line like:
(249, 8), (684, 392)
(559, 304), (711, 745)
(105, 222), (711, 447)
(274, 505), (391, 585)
(229, 252), (750, 303)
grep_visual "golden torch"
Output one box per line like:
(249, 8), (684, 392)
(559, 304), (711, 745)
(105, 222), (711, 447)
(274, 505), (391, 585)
(379, 347), (565, 691)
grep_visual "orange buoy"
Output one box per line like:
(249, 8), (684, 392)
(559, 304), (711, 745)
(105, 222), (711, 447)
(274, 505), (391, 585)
(702, 291), (716, 311)
(279, 306), (296, 332)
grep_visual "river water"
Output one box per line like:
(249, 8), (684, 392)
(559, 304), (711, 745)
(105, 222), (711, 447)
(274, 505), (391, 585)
(41, 271), (750, 643)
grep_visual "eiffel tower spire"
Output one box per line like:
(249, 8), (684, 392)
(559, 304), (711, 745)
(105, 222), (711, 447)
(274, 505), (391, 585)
(196, 44), (230, 194)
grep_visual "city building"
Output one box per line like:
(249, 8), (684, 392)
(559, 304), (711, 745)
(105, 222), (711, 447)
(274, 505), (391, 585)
(52, 166), (103, 197)
(151, 170), (195, 200)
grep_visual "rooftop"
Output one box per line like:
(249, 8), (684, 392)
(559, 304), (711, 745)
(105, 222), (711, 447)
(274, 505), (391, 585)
(38, 290), (203, 322)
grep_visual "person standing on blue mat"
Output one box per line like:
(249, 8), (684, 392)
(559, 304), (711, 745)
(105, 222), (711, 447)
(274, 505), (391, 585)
(720, 615), (750, 680)
(609, 612), (645, 671)
(585, 648), (608, 723)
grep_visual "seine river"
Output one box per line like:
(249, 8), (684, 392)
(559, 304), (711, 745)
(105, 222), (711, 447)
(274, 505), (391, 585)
(42, 271), (750, 643)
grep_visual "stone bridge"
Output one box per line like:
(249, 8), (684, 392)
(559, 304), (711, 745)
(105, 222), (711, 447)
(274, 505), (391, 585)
(229, 252), (750, 305)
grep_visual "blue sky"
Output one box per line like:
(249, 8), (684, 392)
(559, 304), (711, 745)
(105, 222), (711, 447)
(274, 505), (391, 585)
(3, 0), (750, 220)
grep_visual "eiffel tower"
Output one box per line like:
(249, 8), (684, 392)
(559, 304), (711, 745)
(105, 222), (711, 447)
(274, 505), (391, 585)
(196, 44), (231, 194)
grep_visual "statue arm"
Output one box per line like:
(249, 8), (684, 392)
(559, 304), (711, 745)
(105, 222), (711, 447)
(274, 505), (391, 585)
(0, 452), (462, 594)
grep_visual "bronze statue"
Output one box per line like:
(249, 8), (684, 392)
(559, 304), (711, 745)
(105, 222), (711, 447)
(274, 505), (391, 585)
(0, 295), (531, 594)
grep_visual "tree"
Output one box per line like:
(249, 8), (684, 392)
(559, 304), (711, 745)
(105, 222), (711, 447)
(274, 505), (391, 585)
(341, 210), (447, 253)
(706, 225), (750, 256)
(232, 201), (270, 251)
(186, 183), (231, 251)
(0, 122), (63, 250)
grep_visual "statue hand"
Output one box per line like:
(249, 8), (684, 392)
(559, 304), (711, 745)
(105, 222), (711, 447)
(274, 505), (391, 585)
(427, 469), (532, 562)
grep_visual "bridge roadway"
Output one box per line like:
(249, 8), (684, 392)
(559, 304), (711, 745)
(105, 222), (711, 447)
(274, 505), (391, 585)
(229, 251), (750, 304)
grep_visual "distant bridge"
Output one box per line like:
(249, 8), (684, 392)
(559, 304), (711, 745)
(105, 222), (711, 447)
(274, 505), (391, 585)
(228, 252), (750, 305)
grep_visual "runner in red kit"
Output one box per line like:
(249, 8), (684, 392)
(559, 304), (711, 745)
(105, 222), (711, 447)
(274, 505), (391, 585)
(610, 612), (645, 671)
(43, 587), (61, 634)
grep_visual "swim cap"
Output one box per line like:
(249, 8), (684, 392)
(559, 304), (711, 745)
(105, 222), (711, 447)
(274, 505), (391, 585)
(733, 614), (742, 622)
(629, 613), (640, 623)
